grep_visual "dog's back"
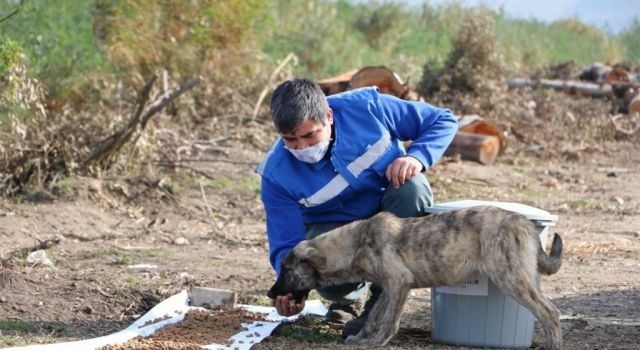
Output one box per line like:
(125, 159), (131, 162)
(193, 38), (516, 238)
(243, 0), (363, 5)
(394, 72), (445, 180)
(379, 206), (561, 287)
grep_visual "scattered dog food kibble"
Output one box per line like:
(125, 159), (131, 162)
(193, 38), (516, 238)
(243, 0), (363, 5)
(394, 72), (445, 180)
(100, 308), (268, 350)
(138, 315), (172, 328)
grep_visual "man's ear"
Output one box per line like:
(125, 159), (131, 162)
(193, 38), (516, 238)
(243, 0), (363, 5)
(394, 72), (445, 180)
(326, 108), (333, 125)
(299, 246), (327, 271)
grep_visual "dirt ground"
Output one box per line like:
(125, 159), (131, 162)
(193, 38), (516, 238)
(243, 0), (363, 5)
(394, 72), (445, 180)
(1, 131), (639, 349)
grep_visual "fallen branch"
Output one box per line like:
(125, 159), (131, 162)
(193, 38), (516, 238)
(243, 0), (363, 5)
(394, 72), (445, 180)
(609, 114), (639, 136)
(140, 76), (202, 129)
(162, 158), (256, 165)
(83, 75), (202, 170)
(83, 75), (157, 168)
(155, 162), (217, 179)
(199, 181), (213, 215)
(507, 78), (613, 98)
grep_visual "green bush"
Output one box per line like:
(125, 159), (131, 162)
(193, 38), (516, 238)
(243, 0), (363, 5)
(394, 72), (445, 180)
(620, 18), (640, 62)
(0, 36), (22, 76)
(0, 0), (108, 98)
(0, 36), (23, 115)
(0, 36), (44, 128)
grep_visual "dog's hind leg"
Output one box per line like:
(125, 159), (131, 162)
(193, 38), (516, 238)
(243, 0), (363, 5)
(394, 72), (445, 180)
(492, 274), (562, 350)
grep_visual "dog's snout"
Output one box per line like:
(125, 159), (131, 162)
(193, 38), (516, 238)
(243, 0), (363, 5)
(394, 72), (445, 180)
(267, 286), (278, 299)
(267, 274), (286, 299)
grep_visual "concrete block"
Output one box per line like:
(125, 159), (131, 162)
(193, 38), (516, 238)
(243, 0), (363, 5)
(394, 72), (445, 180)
(190, 287), (237, 309)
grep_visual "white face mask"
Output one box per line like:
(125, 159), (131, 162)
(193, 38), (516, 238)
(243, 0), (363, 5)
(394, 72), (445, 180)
(284, 138), (331, 164)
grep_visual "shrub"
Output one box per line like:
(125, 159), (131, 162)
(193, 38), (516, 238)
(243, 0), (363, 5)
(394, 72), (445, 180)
(92, 0), (269, 78)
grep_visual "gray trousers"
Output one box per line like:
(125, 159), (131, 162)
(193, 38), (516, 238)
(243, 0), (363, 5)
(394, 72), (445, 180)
(305, 174), (433, 304)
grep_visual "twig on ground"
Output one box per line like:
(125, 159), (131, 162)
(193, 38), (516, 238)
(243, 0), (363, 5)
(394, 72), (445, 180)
(609, 114), (639, 136)
(199, 182), (213, 215)
(166, 158), (255, 165)
(155, 162), (216, 179)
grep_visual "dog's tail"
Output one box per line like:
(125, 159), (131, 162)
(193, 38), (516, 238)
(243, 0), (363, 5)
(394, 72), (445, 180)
(537, 233), (563, 275)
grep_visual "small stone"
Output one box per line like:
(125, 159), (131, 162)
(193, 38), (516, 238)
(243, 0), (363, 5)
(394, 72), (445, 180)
(82, 306), (94, 314)
(610, 196), (624, 205)
(173, 237), (189, 245)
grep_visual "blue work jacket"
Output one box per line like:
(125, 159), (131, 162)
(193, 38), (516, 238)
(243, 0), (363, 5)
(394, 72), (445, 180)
(256, 87), (457, 275)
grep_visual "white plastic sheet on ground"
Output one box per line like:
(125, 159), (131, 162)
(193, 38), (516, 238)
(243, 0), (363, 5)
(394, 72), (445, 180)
(6, 290), (328, 350)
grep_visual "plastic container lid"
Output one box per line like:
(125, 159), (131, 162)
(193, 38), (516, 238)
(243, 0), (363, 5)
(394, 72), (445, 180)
(425, 200), (558, 224)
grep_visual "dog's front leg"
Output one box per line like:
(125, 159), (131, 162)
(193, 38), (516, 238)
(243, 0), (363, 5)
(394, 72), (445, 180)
(344, 290), (389, 345)
(366, 284), (410, 345)
(348, 275), (413, 345)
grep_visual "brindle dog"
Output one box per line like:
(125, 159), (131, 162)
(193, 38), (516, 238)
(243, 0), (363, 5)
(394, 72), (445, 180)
(267, 206), (563, 349)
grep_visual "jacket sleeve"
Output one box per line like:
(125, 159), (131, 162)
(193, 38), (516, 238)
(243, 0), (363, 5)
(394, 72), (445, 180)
(260, 177), (307, 277)
(375, 93), (458, 169)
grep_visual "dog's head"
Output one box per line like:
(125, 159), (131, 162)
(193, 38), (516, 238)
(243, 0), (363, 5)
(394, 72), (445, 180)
(266, 242), (327, 302)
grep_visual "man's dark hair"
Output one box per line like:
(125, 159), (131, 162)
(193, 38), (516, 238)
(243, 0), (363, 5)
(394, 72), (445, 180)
(270, 78), (329, 134)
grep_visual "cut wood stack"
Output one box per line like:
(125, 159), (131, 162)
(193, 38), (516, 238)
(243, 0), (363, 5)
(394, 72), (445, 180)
(316, 69), (358, 96)
(629, 93), (640, 115)
(316, 66), (423, 101)
(444, 116), (504, 165)
(507, 78), (613, 98)
(517, 62), (640, 115)
(604, 66), (632, 85)
(348, 66), (423, 101)
(579, 63), (612, 83)
(316, 68), (505, 165)
(446, 132), (501, 165)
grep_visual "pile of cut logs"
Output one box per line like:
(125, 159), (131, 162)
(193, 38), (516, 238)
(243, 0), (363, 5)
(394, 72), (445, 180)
(316, 66), (504, 165)
(507, 62), (640, 115)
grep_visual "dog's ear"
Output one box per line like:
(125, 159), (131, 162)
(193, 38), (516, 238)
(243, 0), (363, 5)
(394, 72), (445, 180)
(299, 246), (327, 271)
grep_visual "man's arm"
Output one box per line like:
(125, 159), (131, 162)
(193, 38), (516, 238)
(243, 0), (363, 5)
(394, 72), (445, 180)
(261, 177), (308, 315)
(375, 94), (458, 187)
(260, 177), (307, 276)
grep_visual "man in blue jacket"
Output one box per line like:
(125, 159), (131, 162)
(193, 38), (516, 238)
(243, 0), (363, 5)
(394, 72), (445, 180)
(257, 78), (457, 337)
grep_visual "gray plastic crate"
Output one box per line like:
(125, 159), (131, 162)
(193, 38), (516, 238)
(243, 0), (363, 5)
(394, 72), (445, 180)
(424, 200), (558, 348)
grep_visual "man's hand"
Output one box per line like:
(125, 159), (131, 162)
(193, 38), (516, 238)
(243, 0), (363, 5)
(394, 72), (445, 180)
(273, 293), (306, 317)
(386, 156), (423, 189)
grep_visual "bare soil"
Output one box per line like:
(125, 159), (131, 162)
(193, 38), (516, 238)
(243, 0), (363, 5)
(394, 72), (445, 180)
(1, 130), (639, 349)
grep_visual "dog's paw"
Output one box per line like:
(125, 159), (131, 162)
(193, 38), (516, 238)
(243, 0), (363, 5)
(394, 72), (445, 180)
(344, 334), (386, 346)
(344, 335), (362, 345)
